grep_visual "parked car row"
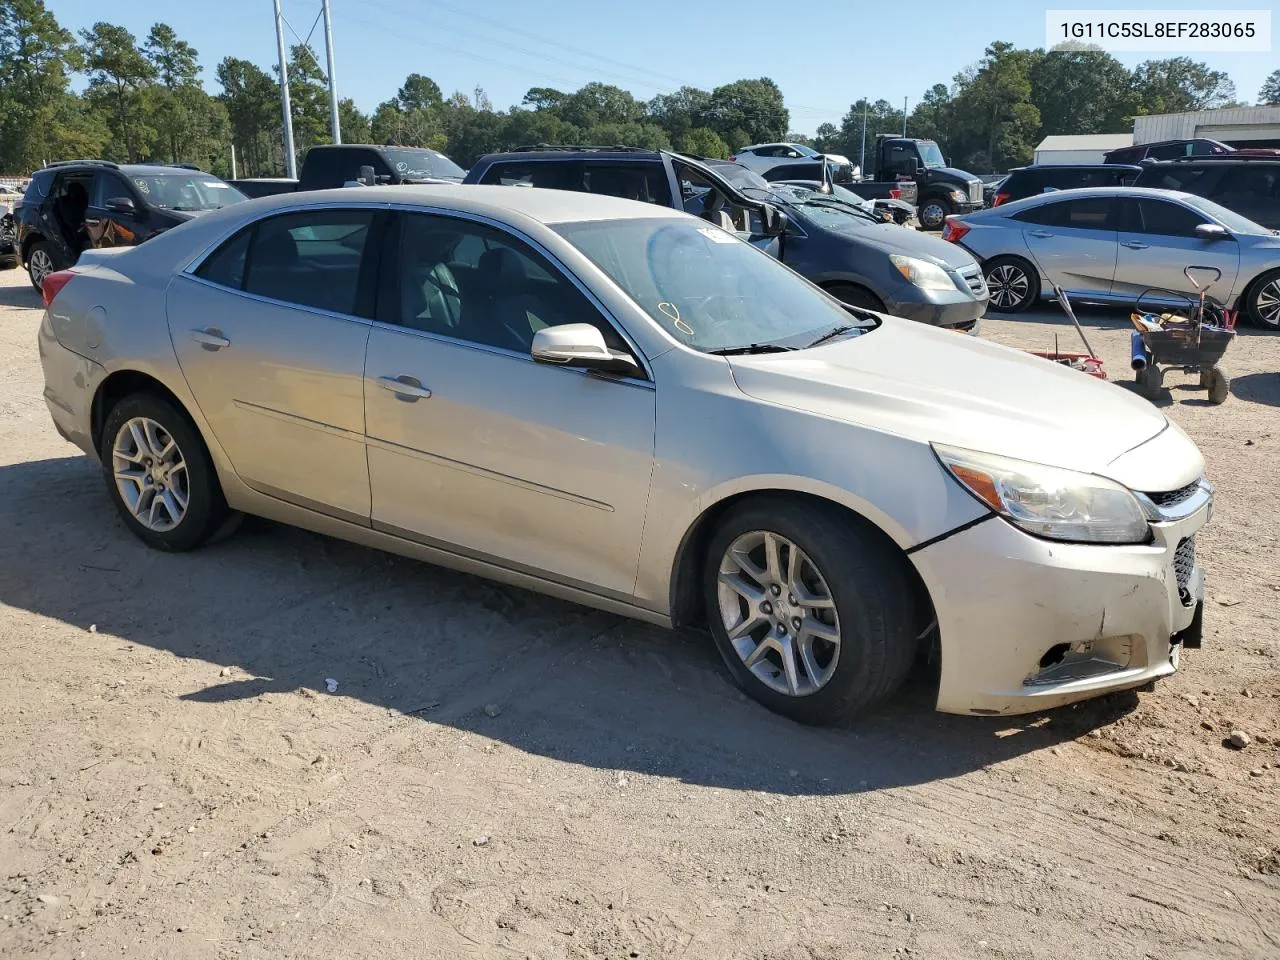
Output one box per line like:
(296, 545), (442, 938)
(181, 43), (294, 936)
(35, 179), (1212, 725)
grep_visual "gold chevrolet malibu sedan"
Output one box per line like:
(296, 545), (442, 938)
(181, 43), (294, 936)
(37, 186), (1211, 724)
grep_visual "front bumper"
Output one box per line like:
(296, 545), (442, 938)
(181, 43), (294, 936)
(888, 289), (987, 330)
(911, 492), (1210, 716)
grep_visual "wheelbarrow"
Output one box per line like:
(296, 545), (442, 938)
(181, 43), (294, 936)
(1130, 266), (1237, 404)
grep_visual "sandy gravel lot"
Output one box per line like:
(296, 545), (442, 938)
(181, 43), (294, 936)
(1, 264), (1277, 959)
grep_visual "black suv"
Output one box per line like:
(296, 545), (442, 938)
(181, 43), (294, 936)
(990, 164), (1142, 206)
(15, 160), (246, 290)
(1133, 158), (1280, 230)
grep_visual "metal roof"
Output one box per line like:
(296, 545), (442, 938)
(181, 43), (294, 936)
(1035, 134), (1134, 152)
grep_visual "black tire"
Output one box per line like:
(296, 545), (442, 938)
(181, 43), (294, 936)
(100, 392), (231, 552)
(1243, 269), (1280, 330)
(917, 196), (952, 231)
(983, 256), (1040, 313)
(1206, 366), (1229, 404)
(825, 282), (886, 313)
(27, 239), (62, 292)
(702, 498), (919, 725)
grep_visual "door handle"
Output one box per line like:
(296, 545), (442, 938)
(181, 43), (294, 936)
(378, 375), (433, 401)
(1121, 240), (1149, 249)
(1028, 230), (1054, 238)
(190, 328), (230, 350)
(83, 218), (102, 227)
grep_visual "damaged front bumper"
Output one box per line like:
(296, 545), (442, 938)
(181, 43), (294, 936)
(911, 481), (1211, 716)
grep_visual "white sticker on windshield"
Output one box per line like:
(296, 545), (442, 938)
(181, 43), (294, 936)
(696, 226), (736, 244)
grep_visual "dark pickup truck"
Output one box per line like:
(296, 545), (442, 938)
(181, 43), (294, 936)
(229, 143), (466, 197)
(758, 159), (919, 208)
(861, 135), (984, 230)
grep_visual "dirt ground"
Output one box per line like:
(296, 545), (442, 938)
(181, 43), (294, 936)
(1, 264), (1277, 960)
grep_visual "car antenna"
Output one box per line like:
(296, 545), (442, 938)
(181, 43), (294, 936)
(820, 156), (833, 194)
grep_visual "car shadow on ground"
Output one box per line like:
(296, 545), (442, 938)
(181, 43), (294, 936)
(0, 276), (39, 308)
(0, 453), (1141, 797)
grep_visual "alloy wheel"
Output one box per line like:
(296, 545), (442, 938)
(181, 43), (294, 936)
(112, 417), (190, 532)
(987, 263), (1030, 309)
(1256, 279), (1280, 328)
(716, 530), (842, 697)
(29, 248), (53, 287)
(920, 203), (945, 228)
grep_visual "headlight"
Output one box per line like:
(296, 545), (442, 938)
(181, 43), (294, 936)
(932, 444), (1150, 544)
(890, 254), (956, 292)
(949, 189), (967, 202)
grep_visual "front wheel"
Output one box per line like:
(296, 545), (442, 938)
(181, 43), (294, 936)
(825, 282), (886, 313)
(983, 256), (1040, 313)
(917, 197), (952, 231)
(100, 392), (232, 552)
(27, 240), (61, 292)
(1137, 364), (1164, 401)
(1244, 269), (1280, 330)
(703, 498), (919, 725)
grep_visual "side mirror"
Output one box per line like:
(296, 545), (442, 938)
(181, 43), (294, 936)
(359, 164), (377, 186)
(105, 196), (136, 214)
(760, 204), (787, 237)
(913, 161), (925, 176)
(531, 323), (642, 376)
(1195, 223), (1230, 241)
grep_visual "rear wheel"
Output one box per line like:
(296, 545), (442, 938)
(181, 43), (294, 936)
(703, 498), (919, 725)
(1137, 364), (1163, 401)
(1244, 269), (1280, 330)
(918, 197), (952, 231)
(27, 241), (60, 292)
(825, 282), (886, 313)
(100, 392), (232, 552)
(983, 256), (1039, 313)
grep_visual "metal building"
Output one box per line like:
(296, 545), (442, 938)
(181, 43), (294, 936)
(1133, 106), (1280, 148)
(1033, 133), (1134, 164)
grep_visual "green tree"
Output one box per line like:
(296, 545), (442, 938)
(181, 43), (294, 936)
(79, 21), (155, 161)
(949, 43), (1042, 171)
(1259, 69), (1280, 106)
(646, 85), (711, 141)
(216, 56), (279, 176)
(1030, 48), (1135, 135)
(521, 86), (566, 112)
(907, 84), (955, 150)
(282, 43), (329, 157)
(703, 78), (788, 144)
(675, 126), (728, 157)
(581, 121), (670, 150)
(397, 72), (442, 112)
(812, 122), (842, 155)
(0, 0), (92, 171)
(559, 82), (643, 129)
(143, 23), (203, 165)
(338, 97), (370, 143)
(1132, 57), (1236, 113)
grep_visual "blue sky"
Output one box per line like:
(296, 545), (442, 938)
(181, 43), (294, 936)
(53, 0), (1276, 132)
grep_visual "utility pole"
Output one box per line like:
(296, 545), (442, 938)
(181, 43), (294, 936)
(902, 97), (908, 138)
(859, 100), (868, 175)
(322, 0), (341, 143)
(273, 0), (298, 178)
(231, 143), (238, 180)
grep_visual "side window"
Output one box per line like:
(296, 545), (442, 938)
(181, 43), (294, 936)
(195, 228), (252, 289)
(243, 209), (375, 315)
(92, 173), (132, 208)
(1012, 201), (1063, 226)
(887, 144), (911, 172)
(1148, 142), (1189, 161)
(302, 149), (342, 188)
(1057, 197), (1116, 229)
(24, 170), (55, 202)
(1133, 199), (1206, 237)
(392, 213), (629, 356)
(1213, 167), (1277, 201)
(581, 163), (672, 205)
(479, 162), (569, 189)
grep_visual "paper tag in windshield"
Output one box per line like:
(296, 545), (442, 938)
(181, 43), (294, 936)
(697, 227), (736, 244)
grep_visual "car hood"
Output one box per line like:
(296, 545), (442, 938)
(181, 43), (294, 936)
(811, 217), (978, 270)
(726, 317), (1170, 478)
(933, 166), (979, 183)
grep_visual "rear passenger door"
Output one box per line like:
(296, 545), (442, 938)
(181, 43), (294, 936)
(1015, 196), (1120, 297)
(167, 206), (386, 522)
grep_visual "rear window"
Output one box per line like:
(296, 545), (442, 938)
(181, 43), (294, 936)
(1136, 166), (1214, 195)
(25, 171), (55, 202)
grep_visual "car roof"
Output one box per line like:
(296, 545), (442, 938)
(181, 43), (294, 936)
(1010, 164), (1142, 173)
(975, 185), (1200, 214)
(477, 148), (662, 163)
(238, 184), (686, 225)
(117, 164), (215, 176)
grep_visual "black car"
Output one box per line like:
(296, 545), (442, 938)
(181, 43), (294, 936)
(15, 160), (246, 291)
(1133, 159), (1280, 230)
(1104, 138), (1280, 164)
(989, 164), (1142, 207)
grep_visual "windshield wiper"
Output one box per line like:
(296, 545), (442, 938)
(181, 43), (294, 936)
(708, 343), (796, 356)
(806, 324), (860, 348)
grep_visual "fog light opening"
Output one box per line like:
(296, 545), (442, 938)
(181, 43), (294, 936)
(1039, 643), (1071, 669)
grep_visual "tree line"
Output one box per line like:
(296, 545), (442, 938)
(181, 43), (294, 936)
(3, 0), (1279, 179)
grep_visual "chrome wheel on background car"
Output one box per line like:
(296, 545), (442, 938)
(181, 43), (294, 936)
(716, 530), (842, 696)
(1249, 271), (1280, 329)
(27, 244), (54, 291)
(981, 256), (1039, 313)
(112, 417), (190, 532)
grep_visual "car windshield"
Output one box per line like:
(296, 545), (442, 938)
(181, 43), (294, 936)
(792, 144), (819, 157)
(553, 217), (874, 353)
(384, 148), (465, 180)
(130, 175), (246, 211)
(919, 142), (946, 168)
(1181, 194), (1271, 235)
(708, 163), (771, 192)
(768, 184), (880, 225)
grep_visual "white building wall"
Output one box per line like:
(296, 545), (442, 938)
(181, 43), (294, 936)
(1134, 106), (1280, 144)
(1034, 148), (1111, 164)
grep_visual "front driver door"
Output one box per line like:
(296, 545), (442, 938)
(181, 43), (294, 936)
(167, 206), (384, 522)
(363, 210), (656, 598)
(1112, 197), (1240, 304)
(1016, 195), (1120, 298)
(87, 171), (144, 249)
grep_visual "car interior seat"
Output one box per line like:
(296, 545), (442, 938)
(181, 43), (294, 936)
(472, 246), (548, 352)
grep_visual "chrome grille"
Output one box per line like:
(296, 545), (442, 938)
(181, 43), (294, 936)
(958, 265), (987, 297)
(1173, 537), (1195, 602)
(968, 180), (983, 204)
(1145, 480), (1201, 509)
